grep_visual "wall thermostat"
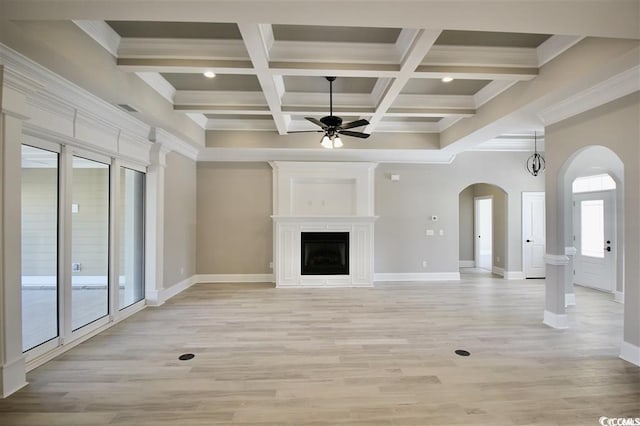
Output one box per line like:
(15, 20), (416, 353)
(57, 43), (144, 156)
(431, 215), (438, 221)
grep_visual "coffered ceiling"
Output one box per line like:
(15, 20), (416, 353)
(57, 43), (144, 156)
(3, 0), (639, 160)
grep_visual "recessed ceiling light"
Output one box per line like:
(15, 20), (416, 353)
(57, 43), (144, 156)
(203, 70), (216, 78)
(441, 76), (454, 83)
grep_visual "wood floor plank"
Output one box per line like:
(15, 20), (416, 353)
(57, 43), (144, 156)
(0, 273), (638, 425)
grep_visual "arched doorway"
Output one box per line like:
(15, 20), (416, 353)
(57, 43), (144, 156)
(458, 183), (508, 276)
(559, 146), (624, 306)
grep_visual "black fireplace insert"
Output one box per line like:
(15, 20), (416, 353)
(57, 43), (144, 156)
(301, 232), (349, 275)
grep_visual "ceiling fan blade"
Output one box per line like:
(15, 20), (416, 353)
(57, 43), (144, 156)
(339, 130), (370, 139)
(340, 119), (370, 130)
(305, 117), (328, 129)
(287, 130), (324, 134)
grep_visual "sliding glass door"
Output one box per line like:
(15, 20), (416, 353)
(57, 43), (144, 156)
(22, 142), (146, 357)
(71, 156), (110, 331)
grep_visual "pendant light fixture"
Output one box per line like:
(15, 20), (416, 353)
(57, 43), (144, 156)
(526, 132), (545, 176)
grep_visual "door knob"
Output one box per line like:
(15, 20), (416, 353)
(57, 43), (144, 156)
(606, 246), (611, 252)
(526, 239), (532, 243)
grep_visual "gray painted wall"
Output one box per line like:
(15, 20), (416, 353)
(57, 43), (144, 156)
(375, 151), (543, 274)
(196, 162), (273, 274)
(163, 152), (197, 288)
(194, 151), (543, 277)
(458, 186), (474, 262)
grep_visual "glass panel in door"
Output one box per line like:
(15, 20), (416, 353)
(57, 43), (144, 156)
(21, 145), (59, 351)
(119, 167), (145, 309)
(71, 156), (109, 330)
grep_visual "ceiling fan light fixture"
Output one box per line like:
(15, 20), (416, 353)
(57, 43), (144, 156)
(320, 135), (333, 149)
(441, 76), (454, 83)
(333, 136), (343, 148)
(203, 70), (216, 78)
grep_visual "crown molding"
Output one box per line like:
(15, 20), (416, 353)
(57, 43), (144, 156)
(538, 64), (640, 126)
(198, 147), (455, 164)
(0, 43), (151, 142)
(152, 128), (201, 161)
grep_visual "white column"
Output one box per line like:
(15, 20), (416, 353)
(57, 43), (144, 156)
(0, 66), (42, 397)
(144, 143), (168, 306)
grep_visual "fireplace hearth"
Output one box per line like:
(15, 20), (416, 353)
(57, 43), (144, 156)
(301, 232), (349, 275)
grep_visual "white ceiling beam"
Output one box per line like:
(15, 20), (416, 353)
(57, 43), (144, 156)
(392, 94), (476, 110)
(238, 23), (289, 135)
(73, 20), (121, 57)
(118, 38), (249, 60)
(198, 147), (456, 164)
(536, 35), (585, 66)
(116, 58), (255, 74)
(365, 29), (443, 132)
(423, 45), (538, 68)
(414, 65), (538, 80)
(186, 113), (209, 128)
(205, 118), (276, 131)
(473, 80), (519, 107)
(386, 108), (475, 117)
(174, 90), (267, 106)
(376, 121), (440, 133)
(269, 41), (400, 64)
(135, 72), (176, 103)
(174, 105), (271, 114)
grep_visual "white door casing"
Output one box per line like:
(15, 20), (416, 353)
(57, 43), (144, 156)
(523, 192), (546, 278)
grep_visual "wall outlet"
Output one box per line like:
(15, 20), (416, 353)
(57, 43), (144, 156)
(439, 229), (444, 236)
(426, 229), (434, 236)
(422, 260), (428, 268)
(180, 267), (184, 276)
(72, 263), (81, 272)
(269, 261), (273, 269)
(496, 256), (500, 262)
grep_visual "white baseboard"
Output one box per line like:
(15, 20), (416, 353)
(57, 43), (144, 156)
(197, 274), (274, 284)
(543, 310), (569, 329)
(614, 291), (624, 304)
(374, 272), (460, 282)
(0, 355), (27, 398)
(565, 293), (576, 306)
(159, 275), (199, 302)
(459, 260), (475, 268)
(504, 271), (526, 280)
(620, 341), (640, 366)
(492, 266), (504, 276)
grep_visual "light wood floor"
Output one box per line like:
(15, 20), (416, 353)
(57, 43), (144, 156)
(2, 273), (638, 425)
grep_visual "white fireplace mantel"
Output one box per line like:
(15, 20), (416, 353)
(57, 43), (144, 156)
(270, 162), (377, 288)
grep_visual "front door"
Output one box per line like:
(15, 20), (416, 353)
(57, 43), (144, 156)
(523, 192), (546, 278)
(573, 190), (616, 292)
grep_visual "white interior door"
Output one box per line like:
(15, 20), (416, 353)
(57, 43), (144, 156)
(475, 197), (492, 271)
(523, 192), (546, 278)
(573, 190), (616, 292)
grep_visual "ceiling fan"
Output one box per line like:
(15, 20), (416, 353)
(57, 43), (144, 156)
(289, 76), (370, 148)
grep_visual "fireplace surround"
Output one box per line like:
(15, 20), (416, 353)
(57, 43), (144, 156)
(271, 162), (377, 288)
